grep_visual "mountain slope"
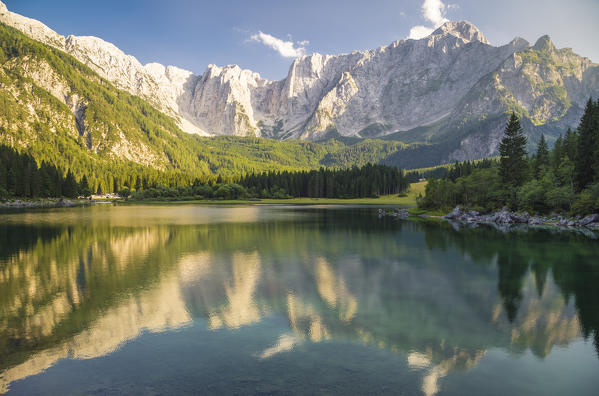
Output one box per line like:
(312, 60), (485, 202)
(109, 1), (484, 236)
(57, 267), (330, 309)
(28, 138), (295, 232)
(3, 1), (598, 157)
(0, 1), (206, 135)
(0, 22), (214, 184)
(1, 1), (599, 169)
(0, 22), (411, 193)
(433, 35), (599, 161)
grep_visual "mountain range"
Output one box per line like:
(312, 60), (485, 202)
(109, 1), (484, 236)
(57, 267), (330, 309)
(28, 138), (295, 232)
(1, 0), (598, 173)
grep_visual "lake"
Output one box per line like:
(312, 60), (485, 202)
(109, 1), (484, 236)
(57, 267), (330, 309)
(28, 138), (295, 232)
(1, 205), (598, 395)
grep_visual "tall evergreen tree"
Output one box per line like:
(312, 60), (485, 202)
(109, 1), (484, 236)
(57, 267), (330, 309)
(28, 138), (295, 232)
(563, 128), (578, 161)
(62, 171), (78, 198)
(79, 175), (91, 197)
(551, 135), (564, 172)
(499, 113), (528, 187)
(593, 99), (599, 184)
(574, 98), (598, 190)
(534, 134), (550, 179)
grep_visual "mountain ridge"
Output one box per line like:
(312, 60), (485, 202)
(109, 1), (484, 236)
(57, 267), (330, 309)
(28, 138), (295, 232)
(1, 1), (598, 164)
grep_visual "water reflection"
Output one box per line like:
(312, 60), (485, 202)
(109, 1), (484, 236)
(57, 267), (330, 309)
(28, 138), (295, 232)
(0, 206), (598, 394)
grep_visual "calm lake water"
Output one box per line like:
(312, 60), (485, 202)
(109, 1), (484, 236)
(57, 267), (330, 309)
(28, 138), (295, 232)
(1, 205), (598, 395)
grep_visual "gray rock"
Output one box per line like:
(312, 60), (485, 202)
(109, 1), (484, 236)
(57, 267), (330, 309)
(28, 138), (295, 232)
(495, 209), (514, 224)
(445, 206), (465, 220)
(512, 212), (530, 224)
(579, 214), (599, 226)
(397, 209), (411, 218)
(529, 216), (543, 225)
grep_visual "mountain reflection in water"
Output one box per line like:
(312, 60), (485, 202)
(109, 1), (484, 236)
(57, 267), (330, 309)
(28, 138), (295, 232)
(0, 205), (597, 395)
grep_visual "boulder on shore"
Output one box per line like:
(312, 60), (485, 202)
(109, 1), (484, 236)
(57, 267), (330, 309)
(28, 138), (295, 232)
(444, 206), (465, 220)
(578, 214), (599, 226)
(442, 206), (598, 229)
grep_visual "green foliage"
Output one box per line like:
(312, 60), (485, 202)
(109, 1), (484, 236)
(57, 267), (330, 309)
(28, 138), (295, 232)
(499, 113), (529, 188)
(517, 173), (552, 213)
(405, 158), (498, 183)
(533, 134), (550, 178)
(127, 164), (407, 201)
(0, 145), (85, 198)
(240, 164), (408, 199)
(420, 168), (504, 212)
(320, 140), (407, 168)
(574, 99), (599, 191)
(420, 102), (599, 215)
(571, 183), (599, 215)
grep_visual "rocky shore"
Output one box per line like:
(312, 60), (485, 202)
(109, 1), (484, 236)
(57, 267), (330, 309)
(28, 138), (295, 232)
(443, 206), (599, 229)
(378, 206), (599, 230)
(0, 198), (86, 209)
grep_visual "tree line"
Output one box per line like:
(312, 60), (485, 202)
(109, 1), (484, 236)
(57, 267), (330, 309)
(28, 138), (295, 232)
(239, 164), (408, 199)
(127, 164), (408, 201)
(0, 142), (408, 201)
(405, 158), (497, 183)
(0, 144), (206, 199)
(0, 146), (84, 199)
(420, 99), (599, 215)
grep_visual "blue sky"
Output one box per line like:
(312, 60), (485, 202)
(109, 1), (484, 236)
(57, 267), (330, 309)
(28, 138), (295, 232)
(5, 0), (599, 80)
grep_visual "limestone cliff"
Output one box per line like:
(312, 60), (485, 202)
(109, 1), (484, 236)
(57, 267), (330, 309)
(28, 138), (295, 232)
(1, 1), (598, 162)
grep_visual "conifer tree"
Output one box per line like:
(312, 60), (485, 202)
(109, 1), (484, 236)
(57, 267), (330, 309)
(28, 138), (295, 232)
(593, 99), (599, 184)
(534, 134), (550, 179)
(574, 98), (598, 190)
(551, 135), (564, 172)
(62, 171), (78, 198)
(563, 128), (578, 161)
(79, 175), (91, 197)
(499, 113), (528, 187)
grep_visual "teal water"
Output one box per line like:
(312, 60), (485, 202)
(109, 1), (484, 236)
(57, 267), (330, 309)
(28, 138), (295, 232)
(0, 205), (598, 395)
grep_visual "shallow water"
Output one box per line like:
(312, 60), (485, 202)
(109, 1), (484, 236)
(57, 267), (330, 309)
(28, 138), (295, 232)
(0, 205), (598, 395)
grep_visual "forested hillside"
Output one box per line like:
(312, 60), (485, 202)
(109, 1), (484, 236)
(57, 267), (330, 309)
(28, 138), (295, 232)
(0, 22), (423, 197)
(0, 22), (211, 192)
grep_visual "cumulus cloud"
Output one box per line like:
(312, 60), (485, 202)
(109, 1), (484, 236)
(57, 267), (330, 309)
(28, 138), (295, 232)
(408, 25), (435, 40)
(249, 31), (307, 58)
(407, 0), (451, 40)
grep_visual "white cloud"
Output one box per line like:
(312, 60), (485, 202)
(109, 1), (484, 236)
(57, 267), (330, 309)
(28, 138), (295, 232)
(249, 31), (307, 58)
(408, 25), (434, 39)
(407, 0), (451, 40)
(422, 0), (449, 27)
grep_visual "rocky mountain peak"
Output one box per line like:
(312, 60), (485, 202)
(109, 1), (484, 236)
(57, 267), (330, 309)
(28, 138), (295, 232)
(533, 35), (555, 52)
(203, 64), (266, 87)
(431, 21), (490, 45)
(2, 0), (598, 164)
(0, 2), (65, 48)
(509, 37), (530, 47)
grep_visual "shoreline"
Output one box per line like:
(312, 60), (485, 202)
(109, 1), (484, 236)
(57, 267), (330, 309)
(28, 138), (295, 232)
(118, 197), (415, 206)
(379, 206), (599, 231)
(0, 198), (91, 210)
